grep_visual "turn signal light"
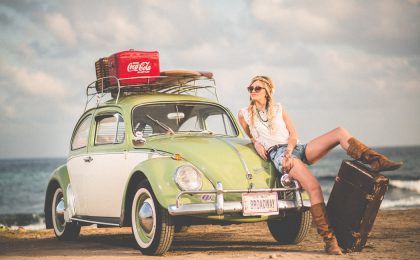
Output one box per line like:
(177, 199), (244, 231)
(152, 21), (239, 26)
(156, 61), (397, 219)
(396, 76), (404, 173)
(172, 153), (182, 161)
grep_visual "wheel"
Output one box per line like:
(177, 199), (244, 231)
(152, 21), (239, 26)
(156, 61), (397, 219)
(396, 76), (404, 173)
(51, 187), (80, 240)
(267, 210), (312, 244)
(131, 180), (174, 255)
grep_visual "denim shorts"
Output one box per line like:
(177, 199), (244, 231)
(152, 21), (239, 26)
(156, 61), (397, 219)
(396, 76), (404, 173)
(268, 144), (309, 174)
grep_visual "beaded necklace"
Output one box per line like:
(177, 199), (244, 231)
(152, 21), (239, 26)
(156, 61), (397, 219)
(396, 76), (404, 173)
(256, 108), (268, 123)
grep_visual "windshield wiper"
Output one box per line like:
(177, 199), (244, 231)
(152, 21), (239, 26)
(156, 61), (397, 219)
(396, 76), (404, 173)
(177, 129), (214, 135)
(146, 115), (175, 134)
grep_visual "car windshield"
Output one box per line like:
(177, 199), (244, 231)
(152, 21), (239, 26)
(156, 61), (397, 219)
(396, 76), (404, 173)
(132, 103), (237, 137)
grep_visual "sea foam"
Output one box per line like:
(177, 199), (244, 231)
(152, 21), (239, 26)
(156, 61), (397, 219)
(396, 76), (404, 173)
(380, 196), (420, 209)
(390, 180), (420, 193)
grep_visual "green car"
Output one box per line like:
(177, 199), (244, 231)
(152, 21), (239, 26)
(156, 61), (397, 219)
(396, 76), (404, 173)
(44, 71), (311, 255)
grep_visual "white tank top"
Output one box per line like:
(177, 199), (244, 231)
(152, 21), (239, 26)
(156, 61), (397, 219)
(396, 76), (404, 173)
(240, 103), (290, 150)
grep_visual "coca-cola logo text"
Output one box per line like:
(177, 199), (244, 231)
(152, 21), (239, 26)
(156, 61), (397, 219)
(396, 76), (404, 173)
(127, 61), (152, 73)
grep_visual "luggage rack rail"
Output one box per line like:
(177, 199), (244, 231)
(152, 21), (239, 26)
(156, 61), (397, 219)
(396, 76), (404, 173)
(84, 73), (218, 111)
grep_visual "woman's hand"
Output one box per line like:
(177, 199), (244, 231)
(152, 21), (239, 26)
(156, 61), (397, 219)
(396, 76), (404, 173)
(254, 142), (268, 161)
(281, 149), (294, 173)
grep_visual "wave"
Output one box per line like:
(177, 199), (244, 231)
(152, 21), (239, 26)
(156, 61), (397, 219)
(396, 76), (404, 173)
(0, 213), (44, 227)
(6, 223), (46, 231)
(318, 176), (420, 190)
(316, 173), (420, 181)
(389, 180), (420, 193)
(317, 176), (336, 181)
(380, 196), (420, 209)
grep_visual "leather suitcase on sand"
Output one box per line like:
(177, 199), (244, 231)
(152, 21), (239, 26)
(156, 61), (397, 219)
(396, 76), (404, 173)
(326, 160), (389, 252)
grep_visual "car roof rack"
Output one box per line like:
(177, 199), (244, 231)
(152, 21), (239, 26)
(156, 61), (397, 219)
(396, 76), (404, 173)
(84, 70), (219, 111)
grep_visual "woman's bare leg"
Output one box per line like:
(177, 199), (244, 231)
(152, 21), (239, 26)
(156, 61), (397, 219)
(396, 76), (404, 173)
(305, 127), (352, 165)
(288, 159), (343, 255)
(288, 159), (324, 205)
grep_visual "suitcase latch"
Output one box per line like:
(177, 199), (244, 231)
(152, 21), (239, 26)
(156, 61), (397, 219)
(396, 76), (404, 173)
(366, 194), (375, 201)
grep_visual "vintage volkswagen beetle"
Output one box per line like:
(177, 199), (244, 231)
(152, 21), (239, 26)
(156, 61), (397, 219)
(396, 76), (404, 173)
(44, 71), (311, 255)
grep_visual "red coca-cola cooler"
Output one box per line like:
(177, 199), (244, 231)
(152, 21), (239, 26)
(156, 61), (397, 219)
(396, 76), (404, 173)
(108, 50), (160, 86)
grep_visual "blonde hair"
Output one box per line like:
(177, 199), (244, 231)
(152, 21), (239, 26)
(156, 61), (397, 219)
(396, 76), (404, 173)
(247, 76), (276, 131)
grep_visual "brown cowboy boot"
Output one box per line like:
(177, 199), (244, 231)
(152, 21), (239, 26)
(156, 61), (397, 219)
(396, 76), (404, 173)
(310, 203), (343, 255)
(347, 137), (402, 172)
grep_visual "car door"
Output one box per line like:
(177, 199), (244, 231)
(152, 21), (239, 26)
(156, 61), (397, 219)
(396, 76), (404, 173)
(67, 112), (94, 217)
(76, 110), (131, 218)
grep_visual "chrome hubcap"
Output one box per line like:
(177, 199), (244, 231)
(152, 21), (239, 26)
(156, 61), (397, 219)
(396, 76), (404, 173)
(53, 189), (66, 233)
(56, 198), (65, 216)
(139, 200), (154, 234)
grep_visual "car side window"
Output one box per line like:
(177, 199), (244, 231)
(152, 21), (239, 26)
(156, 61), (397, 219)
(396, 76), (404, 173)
(71, 115), (92, 150)
(95, 113), (125, 145)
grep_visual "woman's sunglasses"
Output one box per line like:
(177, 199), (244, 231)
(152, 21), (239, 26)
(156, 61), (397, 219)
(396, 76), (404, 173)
(247, 86), (263, 93)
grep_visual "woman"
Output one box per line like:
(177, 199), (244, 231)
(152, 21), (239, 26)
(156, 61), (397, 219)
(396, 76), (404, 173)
(238, 76), (402, 255)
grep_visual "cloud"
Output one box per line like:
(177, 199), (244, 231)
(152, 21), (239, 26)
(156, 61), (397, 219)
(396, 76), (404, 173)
(137, 10), (176, 46)
(250, 0), (420, 56)
(0, 0), (419, 158)
(44, 12), (77, 47)
(251, 0), (335, 38)
(0, 61), (66, 98)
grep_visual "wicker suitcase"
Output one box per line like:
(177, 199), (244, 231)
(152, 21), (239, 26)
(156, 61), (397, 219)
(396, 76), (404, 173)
(95, 57), (110, 92)
(326, 160), (389, 252)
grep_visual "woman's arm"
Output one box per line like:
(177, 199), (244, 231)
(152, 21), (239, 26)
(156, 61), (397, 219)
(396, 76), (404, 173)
(238, 111), (268, 160)
(282, 107), (298, 153)
(282, 107), (298, 172)
(238, 111), (253, 140)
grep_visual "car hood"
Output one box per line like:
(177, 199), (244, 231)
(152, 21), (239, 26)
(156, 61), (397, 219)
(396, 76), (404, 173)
(141, 135), (274, 189)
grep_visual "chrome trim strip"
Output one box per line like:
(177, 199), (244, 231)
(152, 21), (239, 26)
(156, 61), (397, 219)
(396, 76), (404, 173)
(293, 180), (304, 209)
(218, 138), (252, 180)
(216, 182), (224, 215)
(168, 199), (311, 216)
(70, 217), (120, 227)
(175, 186), (301, 207)
(169, 182), (310, 216)
(68, 150), (169, 161)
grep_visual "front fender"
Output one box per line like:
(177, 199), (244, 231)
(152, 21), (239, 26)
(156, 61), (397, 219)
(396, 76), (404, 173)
(44, 164), (70, 228)
(132, 157), (214, 208)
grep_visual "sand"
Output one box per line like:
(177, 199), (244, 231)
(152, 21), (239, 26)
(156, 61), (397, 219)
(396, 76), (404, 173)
(0, 209), (419, 259)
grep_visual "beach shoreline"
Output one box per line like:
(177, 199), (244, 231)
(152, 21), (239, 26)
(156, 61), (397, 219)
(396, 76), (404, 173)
(1, 208), (419, 259)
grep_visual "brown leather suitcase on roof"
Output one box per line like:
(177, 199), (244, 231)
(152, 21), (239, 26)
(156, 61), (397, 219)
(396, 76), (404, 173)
(326, 160), (389, 252)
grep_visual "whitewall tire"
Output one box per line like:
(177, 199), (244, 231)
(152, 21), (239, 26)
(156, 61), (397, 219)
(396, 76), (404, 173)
(131, 180), (174, 255)
(51, 187), (80, 240)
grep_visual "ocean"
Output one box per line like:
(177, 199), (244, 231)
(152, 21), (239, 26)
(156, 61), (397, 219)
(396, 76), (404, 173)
(0, 146), (419, 229)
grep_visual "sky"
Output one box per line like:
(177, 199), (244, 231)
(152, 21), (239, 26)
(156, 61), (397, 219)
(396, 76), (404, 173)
(0, 0), (419, 159)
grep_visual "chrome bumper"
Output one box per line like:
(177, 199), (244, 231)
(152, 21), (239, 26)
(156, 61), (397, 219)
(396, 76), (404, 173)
(168, 181), (311, 216)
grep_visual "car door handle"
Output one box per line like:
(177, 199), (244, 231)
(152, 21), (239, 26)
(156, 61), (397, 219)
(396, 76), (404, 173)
(83, 156), (93, 163)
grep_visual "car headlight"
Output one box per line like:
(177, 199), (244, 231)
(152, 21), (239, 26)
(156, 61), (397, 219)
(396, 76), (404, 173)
(174, 165), (202, 191)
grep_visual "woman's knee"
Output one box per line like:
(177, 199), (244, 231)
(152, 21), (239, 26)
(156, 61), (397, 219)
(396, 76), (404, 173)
(333, 127), (352, 142)
(289, 160), (318, 187)
(334, 126), (348, 136)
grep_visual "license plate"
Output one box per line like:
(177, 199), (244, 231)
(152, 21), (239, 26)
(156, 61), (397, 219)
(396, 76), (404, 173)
(242, 192), (279, 216)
